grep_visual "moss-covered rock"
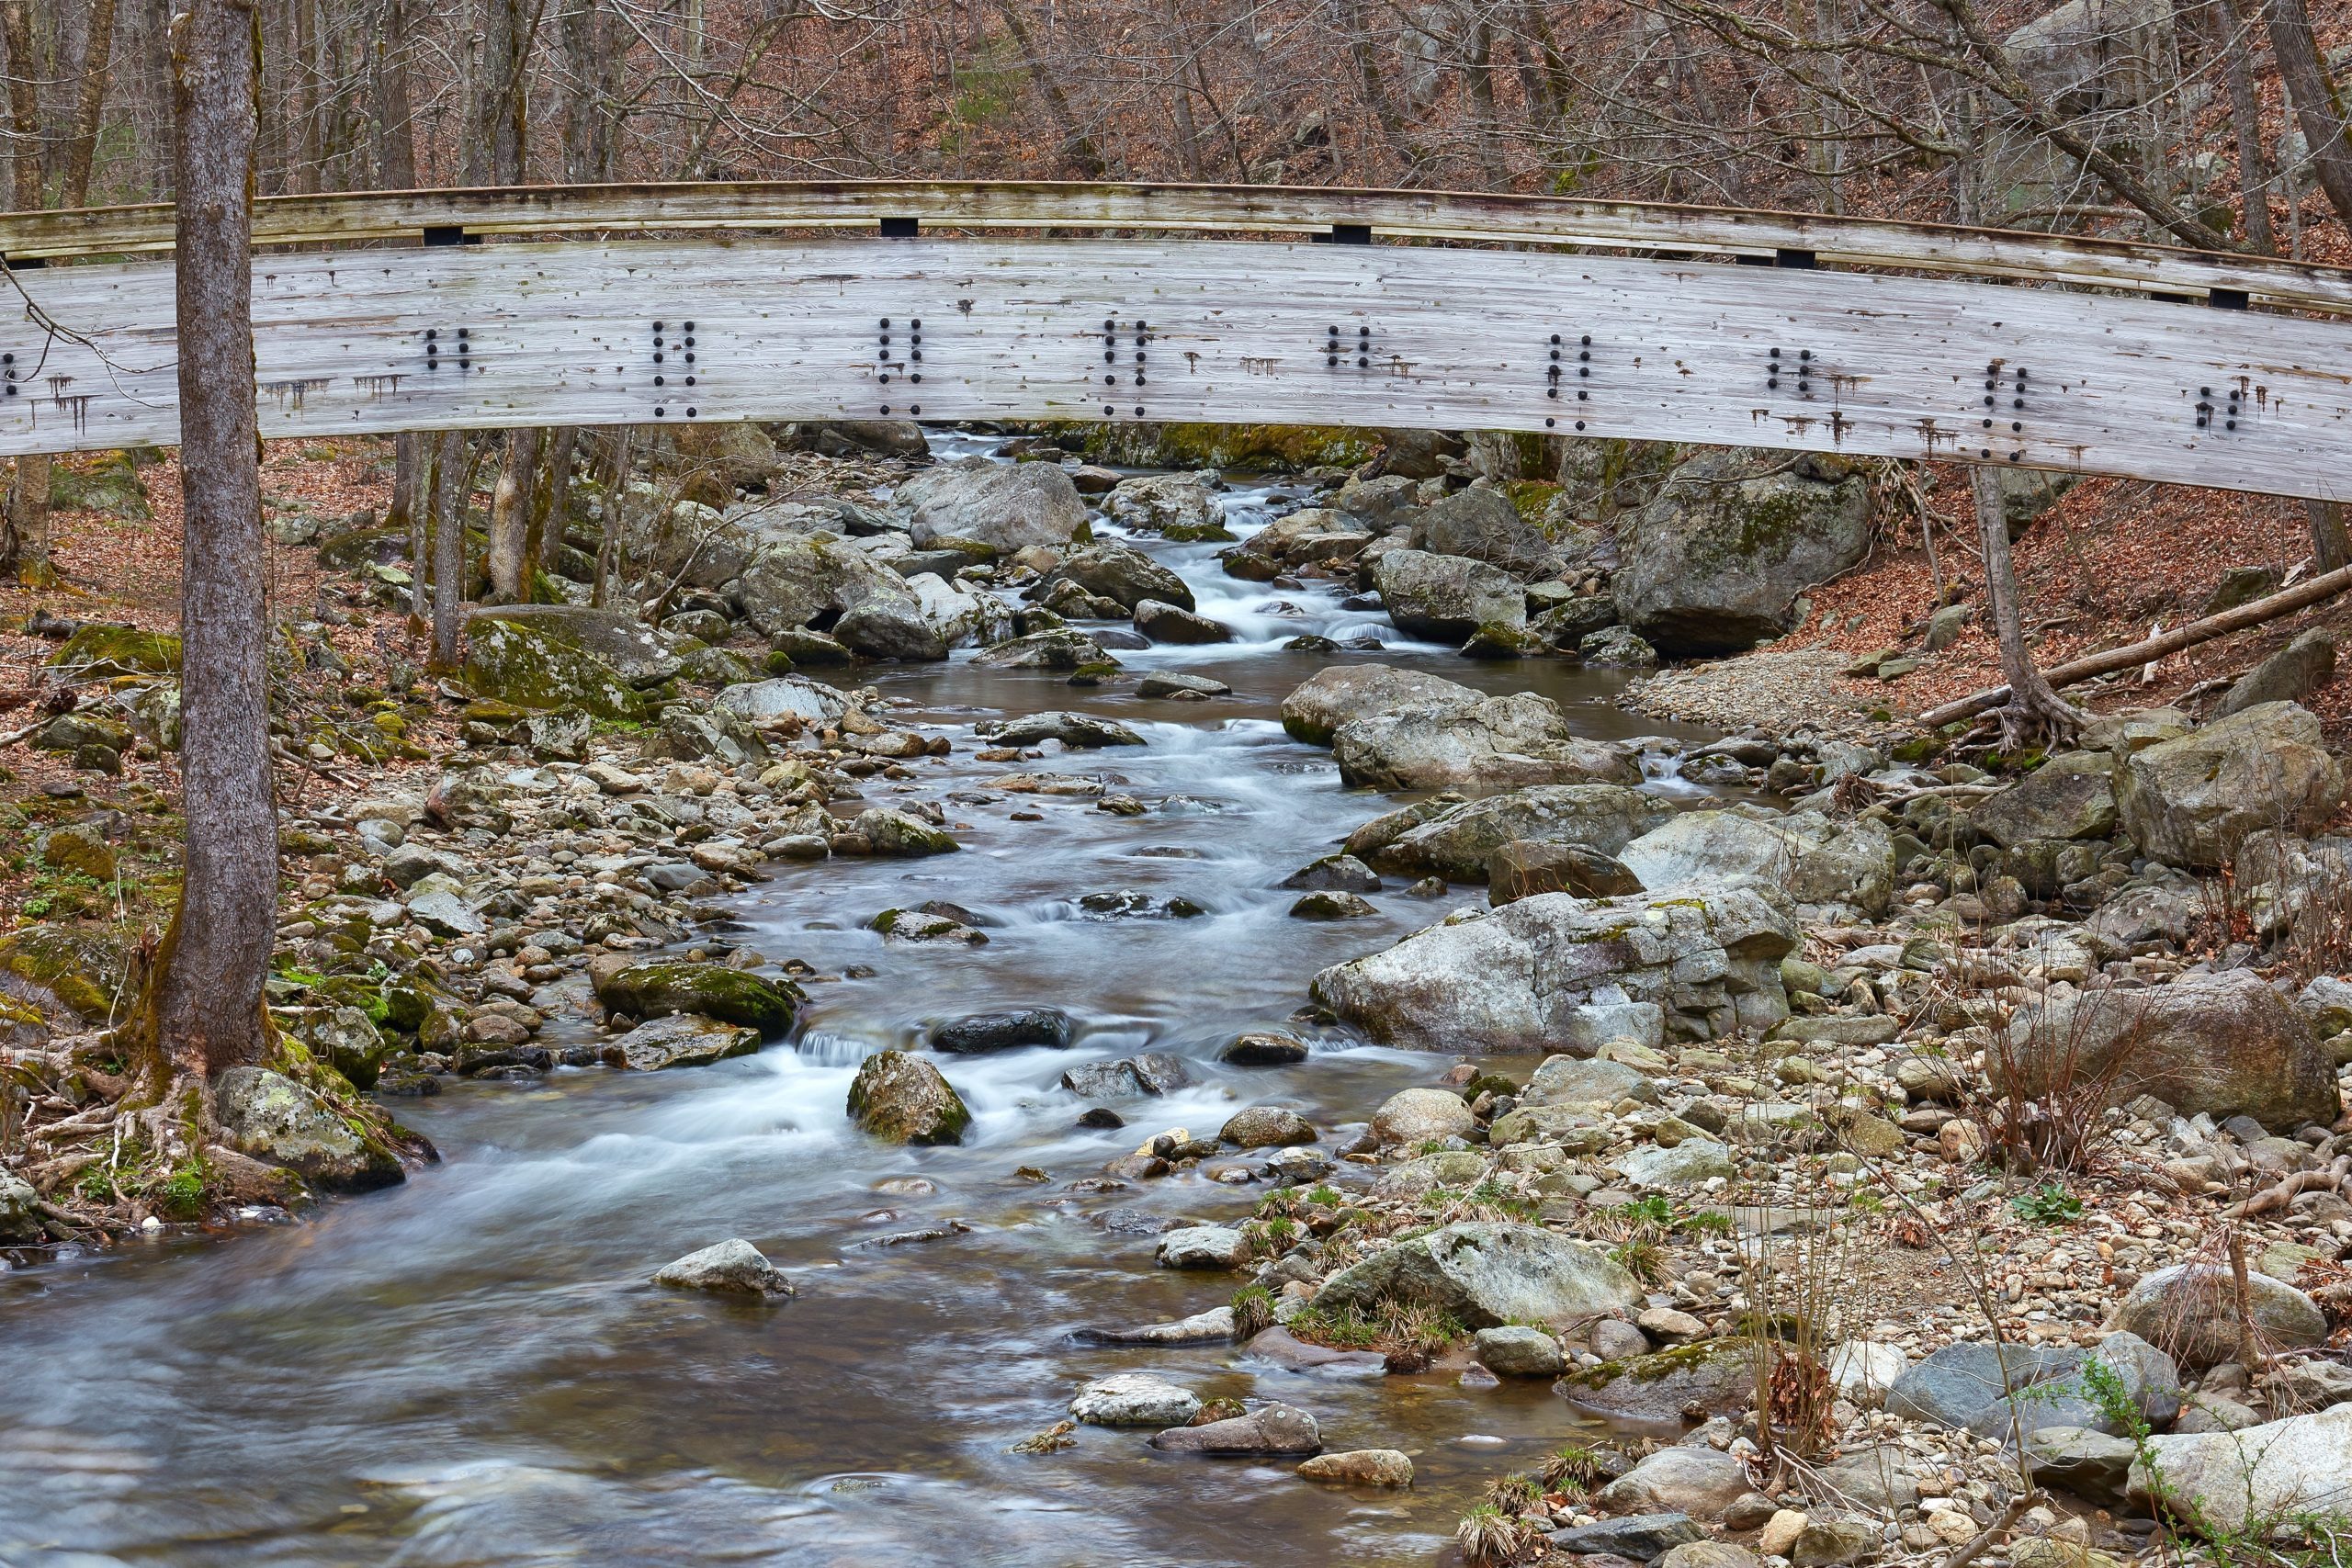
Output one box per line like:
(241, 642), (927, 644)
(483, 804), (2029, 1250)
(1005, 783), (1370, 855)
(213, 1065), (403, 1191)
(847, 1049), (971, 1145)
(594, 961), (801, 1038)
(47, 623), (181, 679)
(38, 825), (117, 882)
(462, 615), (644, 719)
(50, 450), (152, 518)
(0, 925), (130, 1021)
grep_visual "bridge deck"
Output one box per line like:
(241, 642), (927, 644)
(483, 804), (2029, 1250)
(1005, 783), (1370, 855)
(1, 185), (2346, 500)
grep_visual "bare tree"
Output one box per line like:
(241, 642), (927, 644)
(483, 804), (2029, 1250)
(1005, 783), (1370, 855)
(144, 0), (276, 1101)
(1972, 466), (2082, 750)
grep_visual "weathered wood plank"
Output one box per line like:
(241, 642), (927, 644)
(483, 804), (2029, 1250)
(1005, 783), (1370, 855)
(5, 180), (2351, 318)
(2, 236), (2345, 501)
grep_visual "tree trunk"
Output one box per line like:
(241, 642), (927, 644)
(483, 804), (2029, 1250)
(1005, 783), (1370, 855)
(526, 424), (576, 585)
(2262, 0), (2352, 231)
(486, 426), (542, 601)
(160, 0), (275, 1088)
(60, 0), (120, 205)
(1972, 466), (2082, 750)
(371, 0), (415, 186)
(2308, 502), (2352, 573)
(430, 427), (466, 668)
(2216, 0), (2278, 253)
(592, 425), (633, 608)
(402, 432), (428, 620)
(0, 0), (53, 587)
(465, 0), (532, 185)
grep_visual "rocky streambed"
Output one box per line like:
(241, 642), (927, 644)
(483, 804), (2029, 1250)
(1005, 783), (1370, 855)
(0, 445), (1728, 1565)
(6, 428), (2351, 1568)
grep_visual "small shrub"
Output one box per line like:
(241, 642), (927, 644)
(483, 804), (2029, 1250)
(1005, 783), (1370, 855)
(1455, 1504), (1530, 1568)
(2011, 1181), (2084, 1224)
(1230, 1284), (1275, 1340)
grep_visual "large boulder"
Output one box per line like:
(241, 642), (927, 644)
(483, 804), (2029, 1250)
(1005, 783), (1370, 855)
(462, 615), (648, 719)
(1408, 487), (1558, 579)
(846, 1051), (971, 1145)
(1101, 472), (1216, 533)
(1331, 694), (1642, 795)
(2114, 702), (2344, 868)
(472, 605), (684, 684)
(897, 457), (1086, 551)
(1039, 543), (1193, 613)
(1279, 663), (1481, 746)
(1313, 1221), (1641, 1327)
(593, 961), (802, 1038)
(970, 628), (1114, 670)
(1612, 450), (1873, 655)
(1373, 784), (1674, 882)
(1557, 1339), (1758, 1424)
(903, 572), (1016, 651)
(1372, 549), (1525, 639)
(46, 623), (180, 679)
(1593, 1448), (1754, 1516)
(713, 675), (850, 727)
(2213, 629), (2335, 718)
(1618, 809), (1896, 916)
(1997, 969), (2337, 1131)
(2107, 1264), (2329, 1370)
(2128, 1404), (2352, 1537)
(1970, 751), (2118, 849)
(213, 1066), (402, 1192)
(1885, 1334), (2179, 1440)
(736, 534), (945, 660)
(1313, 885), (1796, 1051)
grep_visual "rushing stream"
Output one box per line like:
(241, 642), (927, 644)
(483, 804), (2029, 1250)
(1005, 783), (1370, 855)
(0, 436), (1721, 1567)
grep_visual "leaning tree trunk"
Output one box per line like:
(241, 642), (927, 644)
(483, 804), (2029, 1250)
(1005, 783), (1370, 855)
(429, 427), (466, 668)
(1971, 465), (2083, 750)
(155, 0), (275, 1095)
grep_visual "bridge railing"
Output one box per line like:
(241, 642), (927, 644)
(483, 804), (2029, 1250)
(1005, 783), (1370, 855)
(5, 180), (2351, 318)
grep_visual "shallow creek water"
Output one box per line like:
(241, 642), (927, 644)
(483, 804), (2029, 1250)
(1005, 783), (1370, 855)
(0, 436), (1724, 1567)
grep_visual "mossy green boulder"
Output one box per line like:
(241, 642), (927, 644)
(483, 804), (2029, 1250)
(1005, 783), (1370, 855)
(594, 961), (802, 1038)
(847, 1050), (971, 1145)
(462, 615), (645, 719)
(47, 623), (181, 679)
(0, 925), (130, 1021)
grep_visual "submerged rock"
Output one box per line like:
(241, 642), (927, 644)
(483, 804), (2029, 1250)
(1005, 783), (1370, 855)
(1295, 1450), (1413, 1487)
(846, 1051), (972, 1145)
(930, 1009), (1074, 1054)
(652, 1237), (795, 1297)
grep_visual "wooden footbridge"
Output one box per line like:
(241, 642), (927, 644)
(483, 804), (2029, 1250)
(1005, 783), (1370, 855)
(2, 182), (2348, 501)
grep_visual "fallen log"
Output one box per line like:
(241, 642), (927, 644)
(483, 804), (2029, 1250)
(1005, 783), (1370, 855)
(1917, 563), (2352, 728)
